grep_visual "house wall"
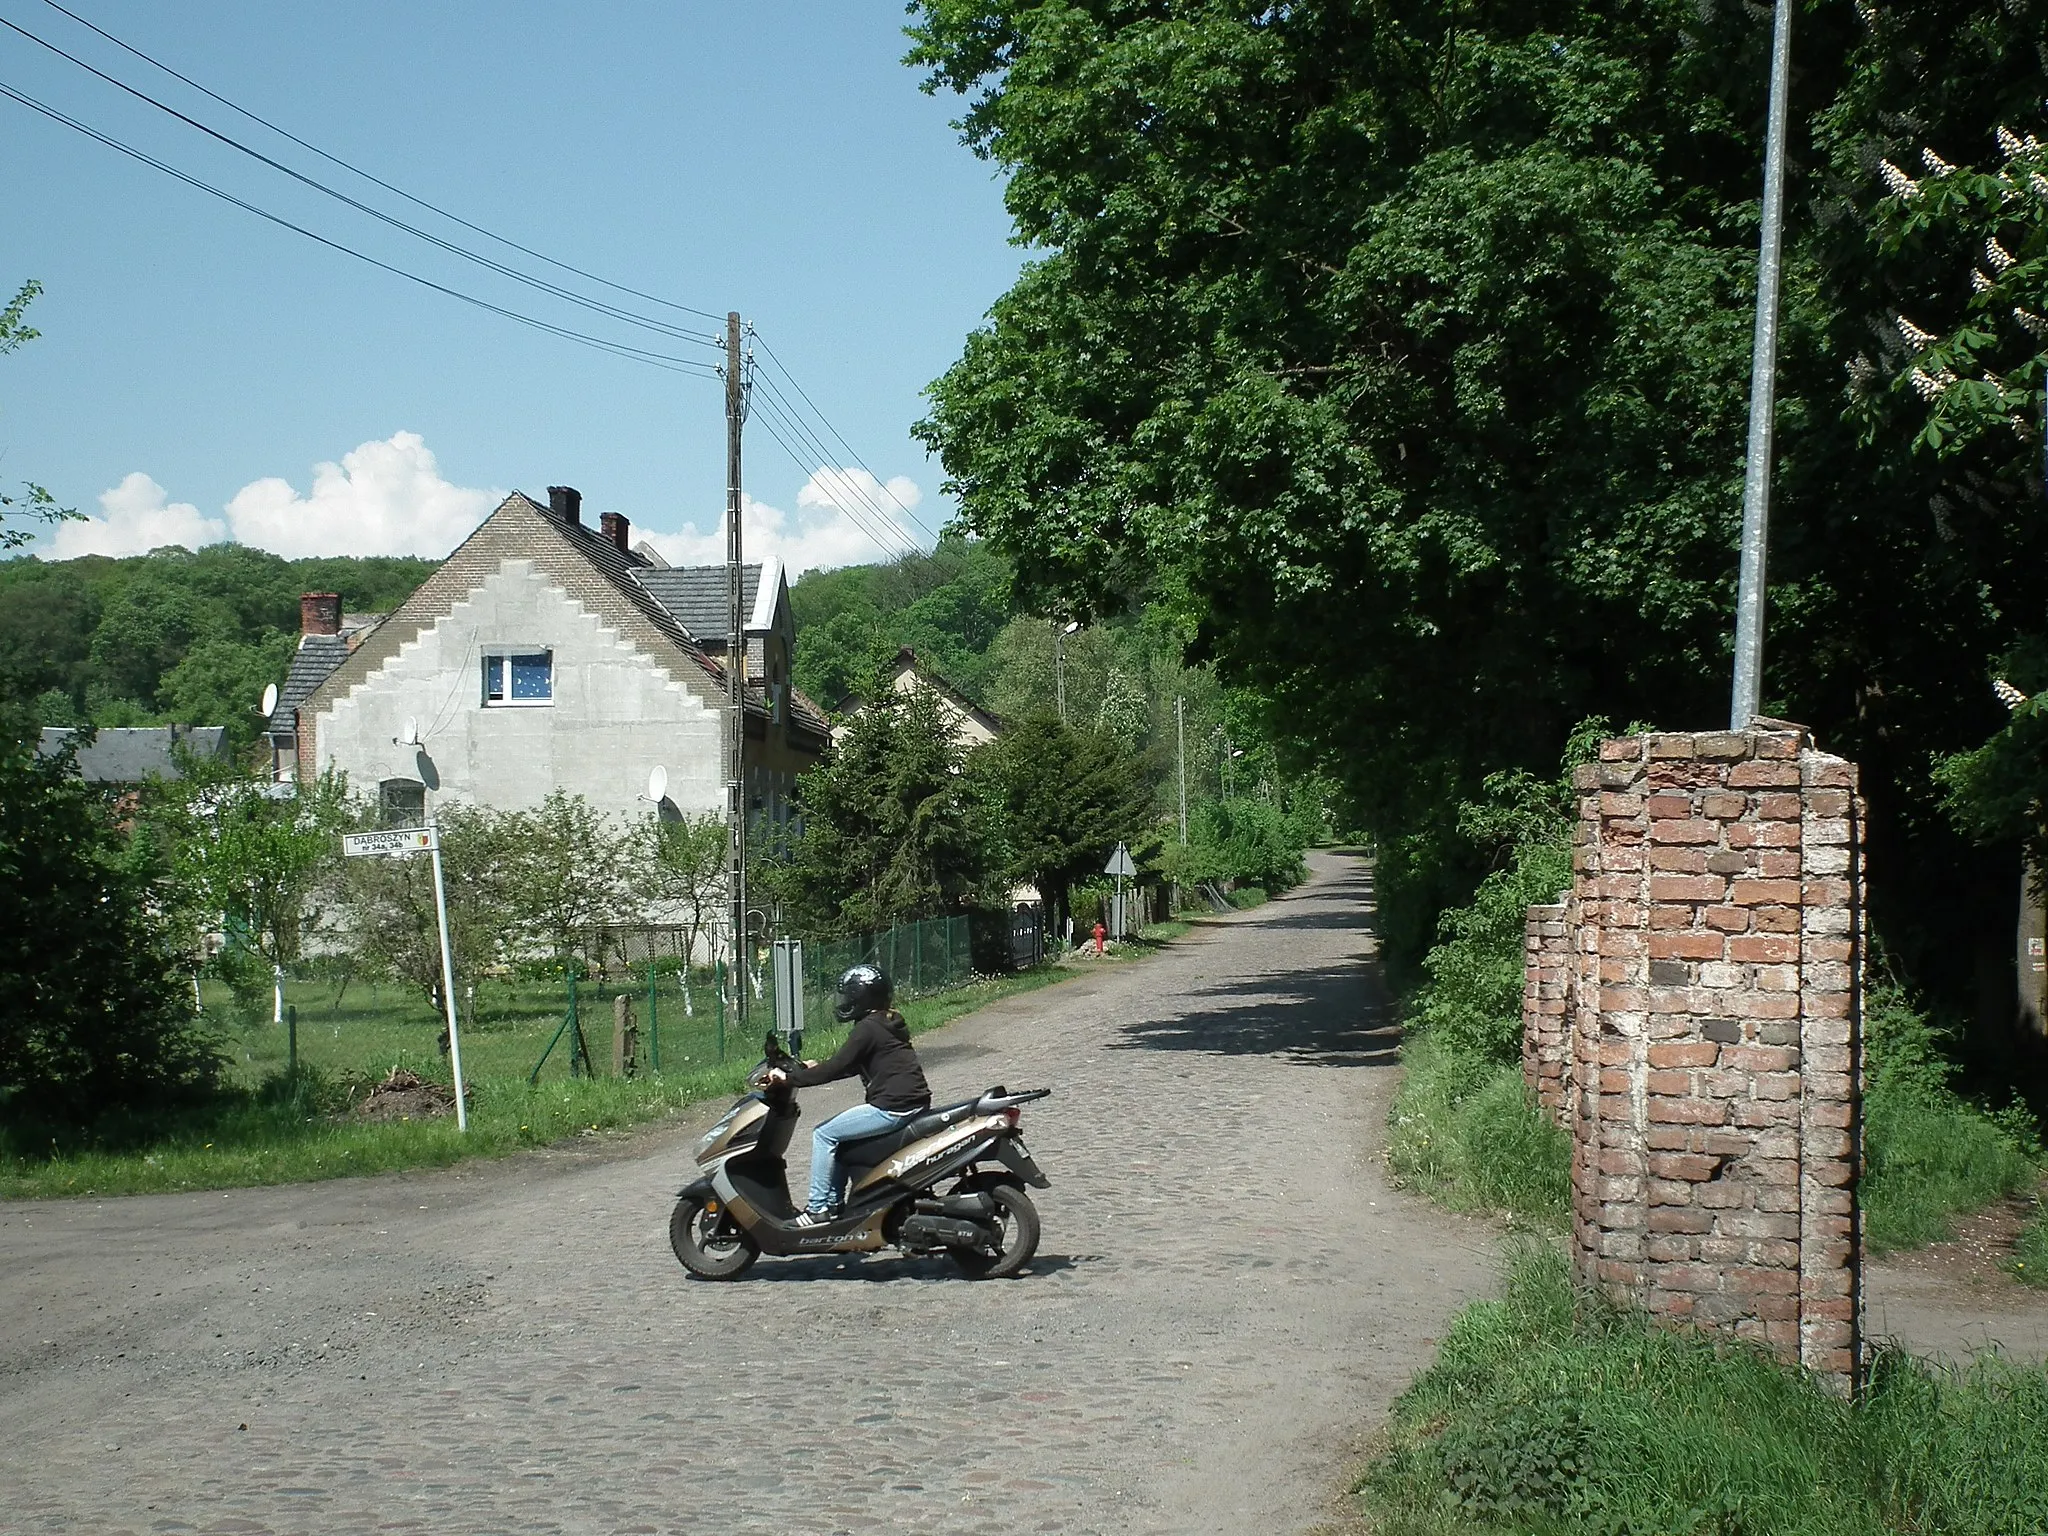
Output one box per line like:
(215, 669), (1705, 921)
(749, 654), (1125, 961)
(313, 559), (724, 821)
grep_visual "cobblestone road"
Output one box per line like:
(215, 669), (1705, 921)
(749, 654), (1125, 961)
(0, 852), (1495, 1535)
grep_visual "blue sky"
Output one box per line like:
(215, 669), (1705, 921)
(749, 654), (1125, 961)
(1, 1), (1022, 571)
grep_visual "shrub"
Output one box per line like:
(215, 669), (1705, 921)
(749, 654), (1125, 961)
(0, 724), (222, 1139)
(1862, 984), (2039, 1252)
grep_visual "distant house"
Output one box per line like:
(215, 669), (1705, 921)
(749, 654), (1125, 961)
(37, 725), (230, 783)
(272, 486), (827, 828)
(832, 647), (1003, 752)
(265, 595), (386, 782)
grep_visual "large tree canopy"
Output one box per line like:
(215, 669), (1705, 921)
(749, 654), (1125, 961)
(909, 0), (2048, 1024)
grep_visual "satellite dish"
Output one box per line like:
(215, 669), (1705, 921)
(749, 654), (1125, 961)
(399, 716), (420, 747)
(259, 683), (278, 717)
(646, 765), (668, 804)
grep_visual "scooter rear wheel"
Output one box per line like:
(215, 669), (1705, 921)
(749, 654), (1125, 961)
(948, 1183), (1040, 1279)
(670, 1192), (759, 1280)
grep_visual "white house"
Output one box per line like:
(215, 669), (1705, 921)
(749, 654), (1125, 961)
(273, 486), (827, 827)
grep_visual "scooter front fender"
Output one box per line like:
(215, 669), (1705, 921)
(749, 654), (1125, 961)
(677, 1174), (715, 1200)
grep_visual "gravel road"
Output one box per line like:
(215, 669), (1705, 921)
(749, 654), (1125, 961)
(0, 851), (1497, 1536)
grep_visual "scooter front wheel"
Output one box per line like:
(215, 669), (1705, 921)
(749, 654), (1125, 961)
(948, 1183), (1040, 1280)
(670, 1191), (759, 1280)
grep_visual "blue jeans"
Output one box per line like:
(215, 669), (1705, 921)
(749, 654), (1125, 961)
(807, 1102), (916, 1213)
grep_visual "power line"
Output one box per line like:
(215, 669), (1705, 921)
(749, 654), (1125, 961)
(744, 367), (933, 556)
(0, 79), (721, 378)
(33, 0), (728, 327)
(751, 330), (945, 542)
(747, 386), (923, 559)
(0, 12), (724, 351)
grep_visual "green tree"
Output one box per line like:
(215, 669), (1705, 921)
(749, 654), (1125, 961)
(337, 801), (521, 1010)
(503, 791), (633, 967)
(906, 0), (2048, 1017)
(778, 685), (990, 933)
(136, 760), (352, 1017)
(0, 722), (221, 1133)
(0, 563), (98, 709)
(156, 632), (297, 745)
(0, 281), (81, 554)
(972, 712), (1156, 939)
(638, 809), (728, 968)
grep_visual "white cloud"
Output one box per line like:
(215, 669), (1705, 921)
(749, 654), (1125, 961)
(49, 472), (227, 558)
(47, 432), (497, 562)
(224, 431), (498, 559)
(636, 467), (928, 576)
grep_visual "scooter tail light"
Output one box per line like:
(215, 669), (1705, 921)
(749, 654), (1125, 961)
(1002, 1107), (1021, 1129)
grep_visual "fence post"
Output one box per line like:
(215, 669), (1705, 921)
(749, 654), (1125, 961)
(286, 1003), (298, 1080)
(715, 957), (726, 1063)
(567, 964), (581, 1079)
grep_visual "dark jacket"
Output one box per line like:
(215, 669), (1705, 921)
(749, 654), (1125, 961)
(783, 1010), (931, 1113)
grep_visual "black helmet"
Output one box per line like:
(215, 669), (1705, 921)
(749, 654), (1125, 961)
(833, 963), (892, 1023)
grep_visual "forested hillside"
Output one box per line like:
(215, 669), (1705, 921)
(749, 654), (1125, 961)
(0, 546), (434, 746)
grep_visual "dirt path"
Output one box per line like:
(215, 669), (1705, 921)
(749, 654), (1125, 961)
(0, 851), (1494, 1536)
(1865, 1195), (2048, 1364)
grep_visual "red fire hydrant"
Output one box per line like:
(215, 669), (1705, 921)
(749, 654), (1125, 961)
(1092, 920), (1106, 955)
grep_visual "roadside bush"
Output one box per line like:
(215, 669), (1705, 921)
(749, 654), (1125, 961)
(0, 723), (222, 1141)
(1363, 1241), (2048, 1536)
(2015, 1206), (2048, 1287)
(1862, 983), (2039, 1251)
(1165, 796), (1310, 893)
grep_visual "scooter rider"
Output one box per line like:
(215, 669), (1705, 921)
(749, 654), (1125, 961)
(768, 963), (932, 1225)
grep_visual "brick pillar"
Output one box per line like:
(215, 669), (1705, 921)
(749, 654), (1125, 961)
(1522, 900), (1572, 1117)
(1567, 727), (1862, 1392)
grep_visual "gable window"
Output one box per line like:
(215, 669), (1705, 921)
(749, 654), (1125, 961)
(379, 778), (425, 828)
(483, 650), (553, 706)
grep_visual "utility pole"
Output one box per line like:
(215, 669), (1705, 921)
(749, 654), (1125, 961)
(1175, 695), (1188, 844)
(723, 311), (748, 1031)
(1729, 0), (1795, 730)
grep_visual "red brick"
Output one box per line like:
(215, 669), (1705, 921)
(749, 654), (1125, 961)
(1648, 1096), (1728, 1125)
(1646, 1069), (1695, 1095)
(1730, 934), (1798, 963)
(1729, 877), (1802, 906)
(1650, 933), (1726, 960)
(1649, 847), (1709, 872)
(1645, 793), (1693, 818)
(1647, 1042), (1718, 1068)
(1648, 1152), (1720, 1180)
(1702, 906), (1751, 932)
(1752, 906), (1800, 933)
(1701, 793), (1746, 819)
(1650, 875), (1724, 902)
(1728, 762), (1801, 788)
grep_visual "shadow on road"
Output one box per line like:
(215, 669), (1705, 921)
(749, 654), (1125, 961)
(721, 1253), (1092, 1284)
(1112, 857), (1400, 1066)
(1109, 965), (1400, 1066)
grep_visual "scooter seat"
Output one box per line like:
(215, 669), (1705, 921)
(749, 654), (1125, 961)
(835, 1095), (987, 1171)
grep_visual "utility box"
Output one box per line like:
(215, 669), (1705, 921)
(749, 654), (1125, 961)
(771, 938), (804, 1048)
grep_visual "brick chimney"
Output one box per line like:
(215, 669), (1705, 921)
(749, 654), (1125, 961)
(300, 592), (342, 637)
(600, 511), (630, 552)
(547, 485), (582, 524)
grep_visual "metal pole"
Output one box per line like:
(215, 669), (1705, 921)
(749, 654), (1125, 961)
(724, 310), (750, 1034)
(426, 821), (468, 1132)
(1730, 0), (1795, 730)
(286, 1003), (297, 1080)
(647, 959), (660, 1073)
(1176, 695), (1188, 843)
(1055, 621), (1065, 724)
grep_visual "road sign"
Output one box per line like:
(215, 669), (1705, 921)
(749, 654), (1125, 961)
(1104, 842), (1136, 878)
(342, 826), (438, 858)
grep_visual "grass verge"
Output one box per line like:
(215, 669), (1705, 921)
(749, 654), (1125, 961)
(2015, 1202), (2048, 1287)
(1387, 1033), (1570, 1222)
(1361, 1240), (2048, 1536)
(0, 964), (1075, 1201)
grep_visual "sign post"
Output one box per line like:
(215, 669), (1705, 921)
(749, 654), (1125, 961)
(342, 824), (467, 1131)
(1104, 842), (1137, 940)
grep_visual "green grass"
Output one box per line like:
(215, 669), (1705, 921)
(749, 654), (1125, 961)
(1225, 884), (1269, 909)
(1387, 1033), (1571, 1222)
(0, 963), (1076, 1201)
(1361, 1240), (2048, 1536)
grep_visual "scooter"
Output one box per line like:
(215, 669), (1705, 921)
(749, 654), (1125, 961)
(669, 1031), (1051, 1280)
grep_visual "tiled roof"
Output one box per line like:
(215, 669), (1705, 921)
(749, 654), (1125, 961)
(636, 565), (762, 645)
(38, 726), (229, 783)
(268, 634), (351, 735)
